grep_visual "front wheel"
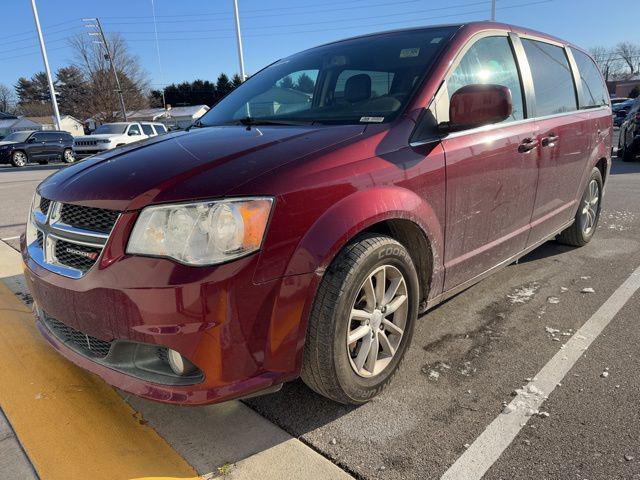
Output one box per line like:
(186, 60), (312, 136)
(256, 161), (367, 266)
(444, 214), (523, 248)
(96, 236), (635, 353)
(11, 151), (27, 167)
(62, 148), (75, 163)
(301, 234), (419, 404)
(557, 167), (603, 247)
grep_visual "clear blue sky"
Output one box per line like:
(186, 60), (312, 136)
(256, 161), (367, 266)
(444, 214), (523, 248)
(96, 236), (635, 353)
(1, 0), (638, 91)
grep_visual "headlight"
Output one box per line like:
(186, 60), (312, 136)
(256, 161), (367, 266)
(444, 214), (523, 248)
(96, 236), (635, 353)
(126, 198), (273, 266)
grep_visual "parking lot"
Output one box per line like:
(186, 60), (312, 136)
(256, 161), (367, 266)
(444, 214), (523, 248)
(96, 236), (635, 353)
(0, 146), (639, 479)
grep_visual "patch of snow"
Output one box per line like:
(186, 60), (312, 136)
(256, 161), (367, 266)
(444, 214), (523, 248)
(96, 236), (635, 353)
(581, 287), (596, 294)
(428, 370), (440, 381)
(547, 296), (560, 304)
(545, 327), (560, 334)
(601, 371), (609, 378)
(507, 282), (541, 304)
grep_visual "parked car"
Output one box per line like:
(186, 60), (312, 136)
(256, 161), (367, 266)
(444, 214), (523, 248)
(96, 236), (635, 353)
(140, 122), (168, 137)
(612, 98), (635, 127)
(0, 130), (75, 167)
(23, 22), (611, 406)
(610, 97), (630, 105)
(73, 122), (148, 158)
(617, 97), (640, 161)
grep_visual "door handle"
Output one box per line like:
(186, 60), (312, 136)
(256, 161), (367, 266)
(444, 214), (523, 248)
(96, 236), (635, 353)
(518, 138), (538, 153)
(541, 134), (558, 147)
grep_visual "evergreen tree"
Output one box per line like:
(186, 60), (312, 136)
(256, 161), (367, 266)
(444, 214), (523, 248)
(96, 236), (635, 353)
(295, 73), (315, 94)
(278, 75), (294, 89)
(215, 73), (233, 98)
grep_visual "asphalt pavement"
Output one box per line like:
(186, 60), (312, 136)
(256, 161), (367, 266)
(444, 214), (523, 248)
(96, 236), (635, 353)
(1, 149), (639, 480)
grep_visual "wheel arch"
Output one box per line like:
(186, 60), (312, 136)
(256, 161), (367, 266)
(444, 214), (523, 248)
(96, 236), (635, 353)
(283, 186), (444, 308)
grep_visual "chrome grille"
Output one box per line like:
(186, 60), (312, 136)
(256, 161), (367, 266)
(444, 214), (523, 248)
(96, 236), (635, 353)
(39, 197), (51, 215)
(43, 314), (112, 358)
(74, 140), (98, 147)
(54, 239), (102, 273)
(27, 197), (120, 279)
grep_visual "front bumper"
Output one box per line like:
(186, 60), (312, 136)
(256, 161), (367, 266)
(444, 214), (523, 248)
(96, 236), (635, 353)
(22, 235), (316, 405)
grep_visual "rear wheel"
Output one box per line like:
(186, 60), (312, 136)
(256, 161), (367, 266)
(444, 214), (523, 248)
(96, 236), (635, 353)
(557, 168), (603, 247)
(62, 148), (75, 163)
(301, 234), (419, 404)
(11, 151), (27, 167)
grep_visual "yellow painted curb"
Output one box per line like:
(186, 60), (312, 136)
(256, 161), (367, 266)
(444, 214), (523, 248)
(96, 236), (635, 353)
(0, 279), (200, 480)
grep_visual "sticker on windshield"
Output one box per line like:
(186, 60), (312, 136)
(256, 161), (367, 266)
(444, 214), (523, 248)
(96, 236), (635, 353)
(360, 116), (385, 123)
(430, 37), (443, 44)
(400, 48), (420, 58)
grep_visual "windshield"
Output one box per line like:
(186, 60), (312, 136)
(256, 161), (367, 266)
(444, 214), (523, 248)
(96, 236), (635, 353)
(94, 124), (127, 135)
(198, 27), (457, 126)
(3, 131), (33, 142)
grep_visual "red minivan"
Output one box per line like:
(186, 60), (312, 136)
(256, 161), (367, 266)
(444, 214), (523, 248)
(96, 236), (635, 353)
(22, 22), (612, 405)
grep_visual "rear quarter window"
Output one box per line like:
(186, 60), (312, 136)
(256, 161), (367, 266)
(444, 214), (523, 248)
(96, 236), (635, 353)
(571, 48), (610, 109)
(522, 39), (577, 117)
(141, 124), (155, 135)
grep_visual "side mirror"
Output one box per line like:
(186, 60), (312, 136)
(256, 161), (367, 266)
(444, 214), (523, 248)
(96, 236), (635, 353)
(445, 84), (512, 132)
(128, 130), (138, 136)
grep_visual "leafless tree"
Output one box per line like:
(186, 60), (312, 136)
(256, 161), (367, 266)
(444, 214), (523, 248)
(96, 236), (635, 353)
(590, 46), (622, 82)
(615, 42), (640, 76)
(69, 33), (150, 122)
(0, 84), (16, 113)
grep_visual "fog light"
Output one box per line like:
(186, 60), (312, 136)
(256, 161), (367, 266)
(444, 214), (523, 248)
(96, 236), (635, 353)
(167, 349), (196, 376)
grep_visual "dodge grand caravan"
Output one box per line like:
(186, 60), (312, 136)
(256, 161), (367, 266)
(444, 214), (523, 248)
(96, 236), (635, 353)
(22, 22), (612, 405)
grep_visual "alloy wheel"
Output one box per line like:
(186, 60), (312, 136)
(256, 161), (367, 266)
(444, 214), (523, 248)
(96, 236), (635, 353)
(64, 149), (75, 163)
(12, 151), (26, 167)
(580, 179), (600, 235)
(347, 264), (408, 378)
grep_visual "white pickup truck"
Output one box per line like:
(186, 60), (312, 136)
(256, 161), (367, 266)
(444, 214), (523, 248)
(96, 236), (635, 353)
(73, 122), (166, 158)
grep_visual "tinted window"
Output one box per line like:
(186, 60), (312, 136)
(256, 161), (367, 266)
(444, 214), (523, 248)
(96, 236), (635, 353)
(447, 36), (525, 122)
(522, 39), (576, 116)
(141, 124), (154, 135)
(335, 70), (395, 98)
(571, 49), (609, 108)
(44, 132), (61, 141)
(248, 69), (319, 117)
(32, 133), (47, 142)
(128, 124), (141, 135)
(155, 124), (167, 133)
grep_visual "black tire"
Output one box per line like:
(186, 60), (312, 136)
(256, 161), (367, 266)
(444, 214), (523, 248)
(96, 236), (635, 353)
(622, 143), (637, 162)
(10, 150), (27, 167)
(301, 234), (419, 405)
(557, 167), (603, 247)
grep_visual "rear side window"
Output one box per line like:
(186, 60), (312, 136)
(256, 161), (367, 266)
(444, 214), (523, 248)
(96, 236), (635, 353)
(141, 124), (154, 135)
(446, 36), (525, 122)
(522, 39), (577, 116)
(154, 124), (167, 134)
(571, 49), (609, 108)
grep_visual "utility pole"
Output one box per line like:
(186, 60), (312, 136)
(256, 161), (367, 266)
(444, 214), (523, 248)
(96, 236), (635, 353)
(83, 17), (127, 121)
(232, 0), (246, 81)
(491, 0), (496, 21)
(30, 0), (61, 130)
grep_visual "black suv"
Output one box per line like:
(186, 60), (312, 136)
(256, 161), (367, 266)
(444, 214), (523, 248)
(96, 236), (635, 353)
(0, 130), (75, 167)
(618, 97), (640, 162)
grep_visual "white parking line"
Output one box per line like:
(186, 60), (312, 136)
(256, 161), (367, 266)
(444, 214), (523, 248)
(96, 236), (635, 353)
(1, 236), (20, 241)
(441, 264), (640, 480)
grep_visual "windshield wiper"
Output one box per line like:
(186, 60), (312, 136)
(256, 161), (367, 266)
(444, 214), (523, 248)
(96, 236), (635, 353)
(236, 117), (316, 127)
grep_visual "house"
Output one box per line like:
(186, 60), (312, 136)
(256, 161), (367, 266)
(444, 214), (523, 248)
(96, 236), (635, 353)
(25, 115), (85, 136)
(0, 115), (40, 139)
(248, 88), (312, 117)
(607, 77), (640, 99)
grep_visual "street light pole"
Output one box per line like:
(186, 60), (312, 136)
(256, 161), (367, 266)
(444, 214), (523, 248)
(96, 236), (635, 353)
(232, 0), (246, 80)
(30, 0), (61, 130)
(491, 0), (496, 20)
(83, 17), (128, 121)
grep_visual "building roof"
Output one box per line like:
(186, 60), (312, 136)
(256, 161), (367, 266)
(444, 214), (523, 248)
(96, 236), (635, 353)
(0, 112), (17, 120)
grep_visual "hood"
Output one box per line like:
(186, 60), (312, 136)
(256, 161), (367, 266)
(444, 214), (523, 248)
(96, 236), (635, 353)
(39, 125), (365, 211)
(0, 141), (17, 147)
(75, 134), (122, 141)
